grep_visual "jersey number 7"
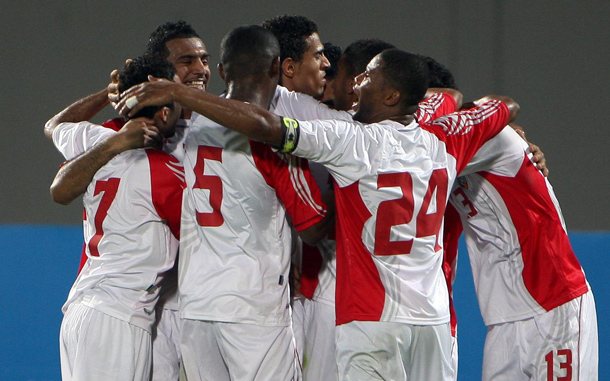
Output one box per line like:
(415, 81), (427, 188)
(88, 178), (120, 257)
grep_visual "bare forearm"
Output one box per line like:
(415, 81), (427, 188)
(45, 88), (110, 140)
(49, 136), (124, 205)
(174, 86), (285, 146)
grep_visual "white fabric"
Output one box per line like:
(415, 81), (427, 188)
(178, 115), (325, 326)
(335, 320), (453, 380)
(482, 290), (598, 380)
(60, 302), (152, 381)
(302, 298), (337, 380)
(180, 319), (300, 381)
(152, 307), (182, 381)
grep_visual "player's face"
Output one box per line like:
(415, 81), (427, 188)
(352, 55), (386, 123)
(157, 75), (183, 138)
(165, 37), (210, 92)
(332, 56), (357, 111)
(291, 33), (330, 99)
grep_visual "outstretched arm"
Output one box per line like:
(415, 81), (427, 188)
(50, 119), (162, 205)
(44, 88), (110, 140)
(118, 77), (286, 147)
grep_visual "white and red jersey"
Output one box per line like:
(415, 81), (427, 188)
(447, 126), (588, 326)
(288, 100), (509, 326)
(52, 121), (185, 332)
(272, 86), (459, 309)
(178, 114), (327, 326)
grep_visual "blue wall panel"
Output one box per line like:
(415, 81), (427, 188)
(0, 226), (607, 380)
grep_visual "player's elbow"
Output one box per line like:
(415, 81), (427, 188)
(44, 118), (57, 141)
(49, 182), (74, 205)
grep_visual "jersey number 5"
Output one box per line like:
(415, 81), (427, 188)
(194, 145), (225, 227)
(88, 178), (120, 257)
(374, 169), (448, 255)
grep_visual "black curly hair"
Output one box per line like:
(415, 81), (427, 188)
(378, 49), (429, 109)
(323, 42), (342, 80)
(119, 55), (177, 119)
(262, 15), (318, 63)
(417, 55), (459, 90)
(146, 20), (200, 58)
(342, 39), (396, 78)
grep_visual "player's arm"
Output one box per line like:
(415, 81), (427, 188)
(118, 77), (286, 148)
(473, 95), (520, 123)
(50, 119), (162, 205)
(424, 88), (463, 110)
(44, 88), (110, 141)
(509, 123), (549, 177)
(297, 188), (335, 245)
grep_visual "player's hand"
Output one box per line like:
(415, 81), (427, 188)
(512, 124), (549, 177)
(113, 117), (162, 151)
(117, 76), (177, 118)
(107, 59), (132, 109)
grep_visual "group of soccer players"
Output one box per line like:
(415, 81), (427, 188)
(45, 14), (598, 381)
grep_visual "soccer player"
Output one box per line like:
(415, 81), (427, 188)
(135, 25), (329, 381)
(429, 65), (599, 380)
(49, 20), (210, 381)
(263, 14), (330, 100)
(320, 42), (342, 107)
(118, 47), (519, 380)
(46, 55), (185, 381)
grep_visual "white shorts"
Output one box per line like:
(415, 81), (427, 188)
(450, 331), (458, 381)
(336, 320), (453, 381)
(180, 319), (300, 381)
(60, 301), (152, 381)
(152, 307), (181, 381)
(302, 298), (337, 380)
(483, 290), (598, 380)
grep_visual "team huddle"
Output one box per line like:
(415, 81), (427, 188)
(45, 15), (598, 381)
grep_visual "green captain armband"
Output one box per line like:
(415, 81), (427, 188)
(279, 117), (300, 153)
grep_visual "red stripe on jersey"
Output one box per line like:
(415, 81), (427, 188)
(481, 157), (587, 311)
(334, 181), (386, 325)
(443, 203), (463, 336)
(146, 150), (185, 239)
(300, 243), (323, 299)
(422, 101), (509, 174)
(415, 92), (458, 125)
(249, 141), (326, 231)
(101, 117), (127, 131)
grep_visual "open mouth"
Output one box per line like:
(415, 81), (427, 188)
(185, 79), (206, 90)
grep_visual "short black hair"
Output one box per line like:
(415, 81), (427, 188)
(418, 55), (458, 90)
(323, 42), (342, 80)
(262, 15), (318, 63)
(119, 55), (176, 119)
(220, 25), (280, 79)
(378, 49), (429, 109)
(146, 20), (200, 58)
(343, 39), (396, 78)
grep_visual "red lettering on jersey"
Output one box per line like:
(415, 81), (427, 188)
(88, 178), (120, 257)
(194, 145), (225, 227)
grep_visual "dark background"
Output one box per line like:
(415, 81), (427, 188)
(1, 0), (608, 230)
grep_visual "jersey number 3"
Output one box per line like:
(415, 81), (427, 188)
(374, 169), (448, 255)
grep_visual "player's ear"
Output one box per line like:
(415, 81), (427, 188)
(384, 88), (401, 107)
(281, 57), (296, 79)
(217, 63), (226, 81)
(269, 56), (280, 78)
(159, 106), (171, 123)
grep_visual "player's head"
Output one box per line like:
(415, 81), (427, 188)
(418, 54), (458, 90)
(262, 15), (330, 98)
(332, 39), (396, 111)
(119, 55), (182, 137)
(219, 25), (280, 84)
(320, 42), (342, 107)
(353, 49), (429, 123)
(146, 20), (210, 92)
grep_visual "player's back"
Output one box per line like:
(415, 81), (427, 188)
(179, 114), (325, 326)
(449, 127), (588, 325)
(65, 147), (183, 331)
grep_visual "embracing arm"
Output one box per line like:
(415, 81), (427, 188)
(118, 78), (286, 147)
(509, 123), (548, 176)
(50, 119), (162, 204)
(424, 88), (463, 110)
(44, 88), (110, 141)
